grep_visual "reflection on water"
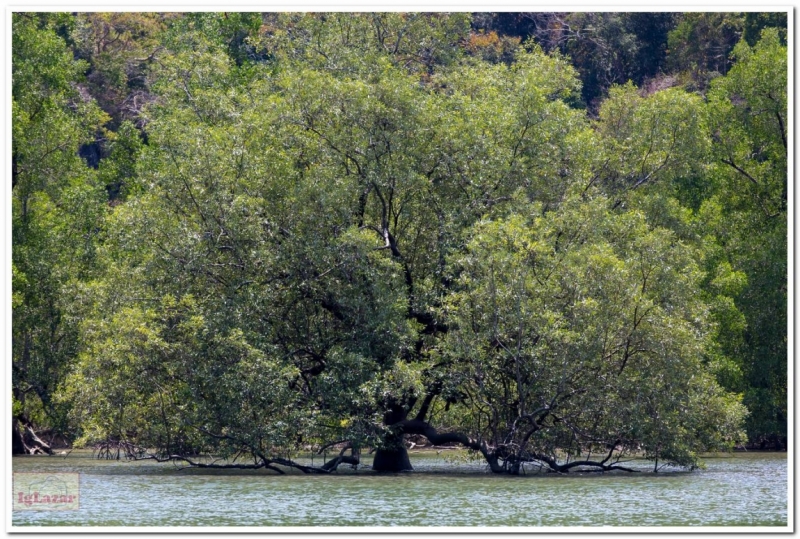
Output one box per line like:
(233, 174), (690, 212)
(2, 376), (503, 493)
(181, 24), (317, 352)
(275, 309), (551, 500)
(12, 451), (787, 527)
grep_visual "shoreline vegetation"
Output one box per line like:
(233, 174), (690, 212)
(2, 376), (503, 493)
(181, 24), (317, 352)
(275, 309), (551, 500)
(13, 12), (787, 476)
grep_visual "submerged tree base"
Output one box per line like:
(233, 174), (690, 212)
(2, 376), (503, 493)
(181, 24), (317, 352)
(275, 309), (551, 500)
(372, 447), (413, 472)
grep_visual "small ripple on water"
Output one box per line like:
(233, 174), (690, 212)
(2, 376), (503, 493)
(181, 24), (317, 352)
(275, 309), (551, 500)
(11, 452), (787, 527)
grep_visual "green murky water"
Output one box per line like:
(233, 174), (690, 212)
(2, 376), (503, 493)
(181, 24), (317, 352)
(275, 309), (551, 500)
(12, 451), (787, 527)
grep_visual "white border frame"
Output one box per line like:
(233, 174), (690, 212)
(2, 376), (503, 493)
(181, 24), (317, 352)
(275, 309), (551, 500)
(3, 3), (794, 535)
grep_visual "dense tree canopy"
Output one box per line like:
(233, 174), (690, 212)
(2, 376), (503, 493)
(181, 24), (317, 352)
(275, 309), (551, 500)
(12, 13), (109, 454)
(12, 12), (787, 472)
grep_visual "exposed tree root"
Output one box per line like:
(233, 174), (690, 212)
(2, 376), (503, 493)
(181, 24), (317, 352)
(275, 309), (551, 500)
(12, 418), (54, 455)
(94, 439), (148, 460)
(130, 443), (360, 474)
(395, 418), (639, 475)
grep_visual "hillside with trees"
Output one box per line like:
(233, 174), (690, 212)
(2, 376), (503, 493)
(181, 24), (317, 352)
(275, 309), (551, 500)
(12, 12), (787, 473)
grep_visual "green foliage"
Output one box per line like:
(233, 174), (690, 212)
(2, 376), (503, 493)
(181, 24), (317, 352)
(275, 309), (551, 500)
(596, 83), (710, 197)
(666, 12), (786, 94)
(742, 12), (787, 46)
(257, 13), (471, 77)
(98, 120), (144, 201)
(703, 29), (787, 444)
(63, 295), (302, 455)
(12, 13), (109, 437)
(71, 13), (167, 126)
(162, 12), (264, 66)
(707, 29), (787, 218)
(517, 13), (677, 107)
(667, 13), (744, 78)
(13, 12), (784, 466)
(443, 194), (746, 468)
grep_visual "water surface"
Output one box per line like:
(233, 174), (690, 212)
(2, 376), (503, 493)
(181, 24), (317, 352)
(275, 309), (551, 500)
(12, 451), (787, 527)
